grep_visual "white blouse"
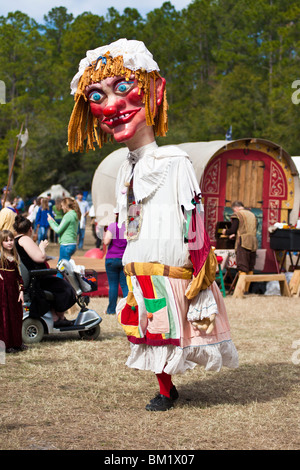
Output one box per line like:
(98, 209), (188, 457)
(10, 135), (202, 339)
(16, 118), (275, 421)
(115, 141), (202, 268)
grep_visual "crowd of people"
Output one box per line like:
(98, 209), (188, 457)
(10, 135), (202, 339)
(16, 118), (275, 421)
(0, 189), (95, 251)
(0, 188), (112, 355)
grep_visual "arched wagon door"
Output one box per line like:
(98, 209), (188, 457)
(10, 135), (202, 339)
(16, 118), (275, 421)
(201, 146), (292, 272)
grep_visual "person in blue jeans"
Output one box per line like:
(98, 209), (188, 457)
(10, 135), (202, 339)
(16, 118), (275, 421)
(103, 216), (128, 314)
(35, 198), (52, 244)
(47, 197), (80, 279)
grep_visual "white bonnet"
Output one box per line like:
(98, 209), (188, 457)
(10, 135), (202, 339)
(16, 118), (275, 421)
(70, 38), (160, 95)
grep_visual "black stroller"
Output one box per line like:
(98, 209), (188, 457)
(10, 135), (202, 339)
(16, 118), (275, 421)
(21, 258), (102, 344)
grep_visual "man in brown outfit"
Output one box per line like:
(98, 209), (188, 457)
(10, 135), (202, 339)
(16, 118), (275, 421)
(222, 201), (258, 274)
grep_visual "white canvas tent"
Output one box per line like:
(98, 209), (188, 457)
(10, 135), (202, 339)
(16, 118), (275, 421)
(91, 141), (231, 226)
(92, 139), (300, 226)
(38, 184), (71, 199)
(292, 156), (300, 177)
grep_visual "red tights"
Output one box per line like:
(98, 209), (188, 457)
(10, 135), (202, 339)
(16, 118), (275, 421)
(156, 372), (172, 398)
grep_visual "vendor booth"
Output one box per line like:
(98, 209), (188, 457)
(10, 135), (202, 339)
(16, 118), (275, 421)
(92, 138), (300, 273)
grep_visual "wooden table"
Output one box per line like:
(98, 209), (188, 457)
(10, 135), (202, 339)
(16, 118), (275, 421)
(233, 273), (291, 298)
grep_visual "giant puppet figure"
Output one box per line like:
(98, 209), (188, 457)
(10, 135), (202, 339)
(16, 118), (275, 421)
(68, 39), (238, 411)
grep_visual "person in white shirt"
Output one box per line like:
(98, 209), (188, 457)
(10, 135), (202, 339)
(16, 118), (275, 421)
(75, 192), (89, 249)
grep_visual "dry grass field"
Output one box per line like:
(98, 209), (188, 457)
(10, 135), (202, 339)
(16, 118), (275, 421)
(0, 226), (299, 451)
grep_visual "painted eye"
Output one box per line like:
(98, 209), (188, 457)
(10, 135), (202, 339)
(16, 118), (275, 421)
(89, 91), (102, 102)
(115, 81), (134, 94)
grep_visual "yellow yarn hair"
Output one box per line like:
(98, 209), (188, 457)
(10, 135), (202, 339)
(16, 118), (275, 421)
(68, 53), (168, 153)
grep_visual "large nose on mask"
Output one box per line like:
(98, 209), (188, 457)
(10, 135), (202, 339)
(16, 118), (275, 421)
(103, 98), (126, 117)
(103, 105), (117, 117)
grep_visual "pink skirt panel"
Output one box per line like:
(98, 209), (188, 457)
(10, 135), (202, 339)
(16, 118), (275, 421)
(169, 280), (233, 348)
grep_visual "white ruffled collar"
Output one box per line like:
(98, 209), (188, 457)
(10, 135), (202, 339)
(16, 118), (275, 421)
(127, 141), (158, 165)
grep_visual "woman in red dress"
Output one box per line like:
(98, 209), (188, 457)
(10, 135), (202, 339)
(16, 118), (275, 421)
(0, 230), (26, 353)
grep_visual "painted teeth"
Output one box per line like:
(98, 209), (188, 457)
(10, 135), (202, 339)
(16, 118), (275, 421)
(110, 113), (130, 122)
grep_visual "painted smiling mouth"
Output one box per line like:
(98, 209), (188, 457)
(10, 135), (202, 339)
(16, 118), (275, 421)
(102, 109), (140, 127)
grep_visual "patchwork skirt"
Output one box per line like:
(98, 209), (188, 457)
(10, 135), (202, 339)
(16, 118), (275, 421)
(117, 262), (238, 375)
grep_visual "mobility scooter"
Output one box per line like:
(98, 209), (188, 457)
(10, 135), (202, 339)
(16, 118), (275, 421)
(22, 259), (102, 344)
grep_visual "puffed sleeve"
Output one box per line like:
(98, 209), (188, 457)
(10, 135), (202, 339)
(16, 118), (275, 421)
(177, 157), (202, 211)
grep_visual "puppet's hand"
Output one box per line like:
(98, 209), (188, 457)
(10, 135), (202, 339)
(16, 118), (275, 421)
(192, 314), (216, 335)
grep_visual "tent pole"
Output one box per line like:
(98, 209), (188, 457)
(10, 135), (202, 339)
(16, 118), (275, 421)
(3, 122), (24, 207)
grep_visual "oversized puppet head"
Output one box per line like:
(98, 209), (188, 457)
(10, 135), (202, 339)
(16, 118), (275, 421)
(68, 38), (168, 152)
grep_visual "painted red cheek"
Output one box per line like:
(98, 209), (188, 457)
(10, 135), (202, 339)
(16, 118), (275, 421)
(128, 87), (144, 105)
(89, 102), (104, 118)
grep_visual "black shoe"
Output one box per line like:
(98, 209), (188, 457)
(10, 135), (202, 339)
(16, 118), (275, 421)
(170, 385), (179, 401)
(145, 394), (174, 412)
(15, 344), (28, 352)
(150, 385), (179, 404)
(6, 348), (18, 354)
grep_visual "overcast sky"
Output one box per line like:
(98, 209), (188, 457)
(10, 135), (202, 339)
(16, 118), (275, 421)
(0, 0), (192, 22)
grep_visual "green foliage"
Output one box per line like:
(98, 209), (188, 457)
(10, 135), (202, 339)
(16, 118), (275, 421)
(0, 1), (300, 201)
